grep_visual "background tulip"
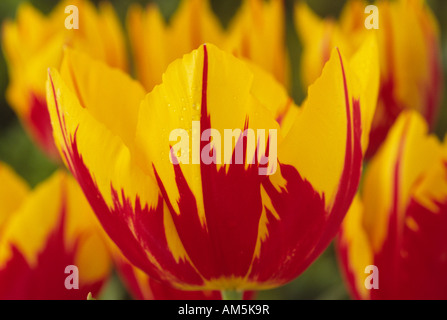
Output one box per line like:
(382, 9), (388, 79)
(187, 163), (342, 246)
(295, 0), (444, 158)
(128, 0), (287, 92)
(337, 111), (447, 299)
(2, 0), (127, 159)
(0, 165), (111, 299)
(46, 40), (377, 295)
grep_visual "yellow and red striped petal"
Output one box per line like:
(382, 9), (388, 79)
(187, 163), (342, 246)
(338, 111), (447, 299)
(0, 168), (111, 299)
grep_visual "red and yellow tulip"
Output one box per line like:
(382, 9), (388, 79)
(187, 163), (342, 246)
(128, 0), (287, 91)
(338, 111), (447, 299)
(295, 0), (443, 157)
(46, 39), (378, 292)
(2, 0), (127, 159)
(0, 164), (111, 299)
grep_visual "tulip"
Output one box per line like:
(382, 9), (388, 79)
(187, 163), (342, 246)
(46, 41), (377, 295)
(0, 165), (111, 299)
(295, 0), (443, 157)
(337, 111), (447, 299)
(127, 0), (287, 91)
(2, 0), (127, 159)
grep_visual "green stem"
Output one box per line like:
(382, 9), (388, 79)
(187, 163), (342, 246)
(221, 290), (244, 300)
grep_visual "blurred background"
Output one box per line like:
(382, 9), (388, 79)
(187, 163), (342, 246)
(0, 0), (445, 300)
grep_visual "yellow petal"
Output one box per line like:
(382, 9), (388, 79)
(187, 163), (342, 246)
(227, 0), (287, 85)
(0, 163), (29, 231)
(127, 0), (224, 91)
(279, 48), (363, 208)
(128, 0), (287, 91)
(59, 48), (145, 148)
(348, 34), (380, 153)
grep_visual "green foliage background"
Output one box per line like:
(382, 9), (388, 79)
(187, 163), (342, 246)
(0, 0), (445, 299)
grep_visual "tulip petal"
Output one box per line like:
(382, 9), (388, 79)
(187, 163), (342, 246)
(0, 163), (29, 231)
(47, 52), (204, 288)
(227, 0), (287, 85)
(247, 47), (368, 287)
(337, 196), (373, 300)
(127, 0), (224, 91)
(279, 48), (362, 212)
(58, 48), (145, 148)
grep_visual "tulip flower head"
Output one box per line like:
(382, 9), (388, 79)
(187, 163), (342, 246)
(295, 0), (443, 157)
(46, 41), (378, 293)
(2, 0), (127, 159)
(338, 111), (447, 299)
(0, 165), (111, 299)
